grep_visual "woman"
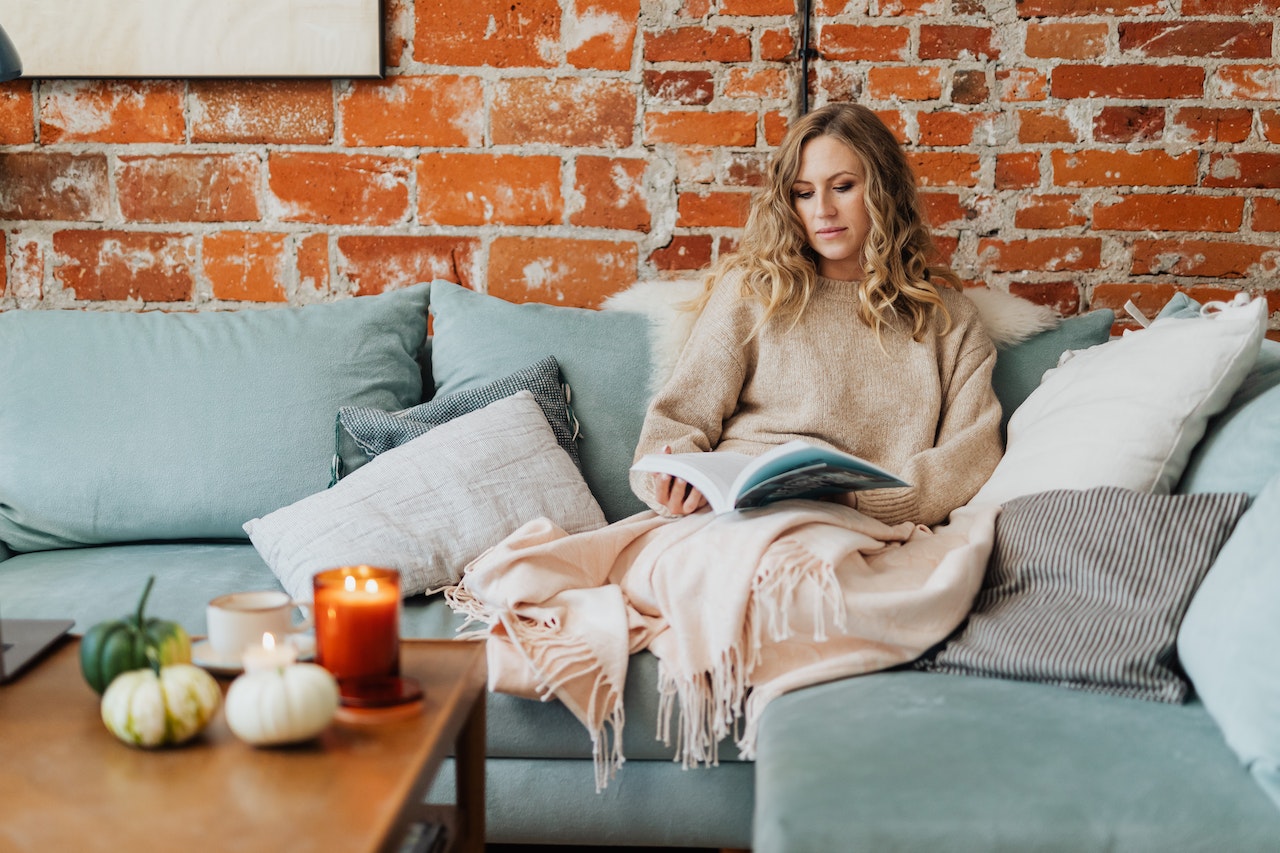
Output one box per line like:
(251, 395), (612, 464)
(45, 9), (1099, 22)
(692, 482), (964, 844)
(451, 104), (1004, 784)
(635, 103), (1002, 526)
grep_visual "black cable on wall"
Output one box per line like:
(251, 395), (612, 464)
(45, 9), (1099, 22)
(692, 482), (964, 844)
(799, 0), (813, 116)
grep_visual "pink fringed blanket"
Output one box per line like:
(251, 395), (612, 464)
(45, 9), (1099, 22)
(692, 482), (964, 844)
(446, 500), (998, 789)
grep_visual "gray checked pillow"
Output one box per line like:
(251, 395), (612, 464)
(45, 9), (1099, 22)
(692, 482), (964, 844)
(332, 355), (578, 482)
(918, 486), (1250, 703)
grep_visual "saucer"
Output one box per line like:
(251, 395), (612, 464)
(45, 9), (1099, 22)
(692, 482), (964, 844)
(192, 635), (316, 675)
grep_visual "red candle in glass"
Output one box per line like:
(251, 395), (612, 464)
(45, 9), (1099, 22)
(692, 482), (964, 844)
(313, 566), (400, 683)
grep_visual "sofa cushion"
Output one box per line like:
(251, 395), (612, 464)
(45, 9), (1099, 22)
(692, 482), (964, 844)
(754, 671), (1280, 853)
(333, 355), (580, 482)
(919, 486), (1249, 703)
(1179, 470), (1280, 813)
(989, 308), (1114, 433)
(1158, 292), (1280, 497)
(429, 280), (652, 522)
(0, 285), (430, 552)
(972, 296), (1266, 506)
(245, 391), (606, 599)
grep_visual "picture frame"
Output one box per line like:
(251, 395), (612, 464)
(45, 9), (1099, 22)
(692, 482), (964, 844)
(0, 0), (384, 78)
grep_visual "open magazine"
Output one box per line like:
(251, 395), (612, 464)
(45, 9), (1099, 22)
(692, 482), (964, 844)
(631, 439), (909, 515)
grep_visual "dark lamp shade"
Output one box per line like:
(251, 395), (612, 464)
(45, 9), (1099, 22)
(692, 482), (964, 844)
(0, 24), (22, 82)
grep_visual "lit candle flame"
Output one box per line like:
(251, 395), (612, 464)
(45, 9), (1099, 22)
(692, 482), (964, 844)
(365, 579), (379, 594)
(344, 575), (356, 592)
(262, 632), (276, 650)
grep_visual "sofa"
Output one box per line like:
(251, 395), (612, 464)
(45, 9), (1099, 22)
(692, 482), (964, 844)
(2, 278), (1279, 852)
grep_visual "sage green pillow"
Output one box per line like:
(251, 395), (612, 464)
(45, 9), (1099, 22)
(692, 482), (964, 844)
(0, 285), (430, 552)
(429, 280), (651, 522)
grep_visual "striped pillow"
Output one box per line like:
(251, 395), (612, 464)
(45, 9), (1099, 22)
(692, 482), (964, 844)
(919, 487), (1249, 703)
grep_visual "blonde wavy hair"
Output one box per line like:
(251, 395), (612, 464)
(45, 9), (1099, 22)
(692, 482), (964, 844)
(699, 103), (959, 342)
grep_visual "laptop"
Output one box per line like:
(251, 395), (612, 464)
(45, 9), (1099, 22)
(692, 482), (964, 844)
(0, 615), (75, 684)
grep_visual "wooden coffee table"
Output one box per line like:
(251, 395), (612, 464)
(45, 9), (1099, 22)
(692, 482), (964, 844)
(0, 637), (486, 853)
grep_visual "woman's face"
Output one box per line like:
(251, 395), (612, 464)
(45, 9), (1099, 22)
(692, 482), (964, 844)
(791, 134), (871, 282)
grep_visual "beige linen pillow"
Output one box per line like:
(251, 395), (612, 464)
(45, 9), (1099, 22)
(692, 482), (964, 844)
(245, 391), (606, 599)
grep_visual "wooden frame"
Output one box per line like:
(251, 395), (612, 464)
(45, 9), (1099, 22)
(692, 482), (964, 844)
(0, 0), (383, 78)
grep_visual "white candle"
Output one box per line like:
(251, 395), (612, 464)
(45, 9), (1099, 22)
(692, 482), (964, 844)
(241, 631), (299, 673)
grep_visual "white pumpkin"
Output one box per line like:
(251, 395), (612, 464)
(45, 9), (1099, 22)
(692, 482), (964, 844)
(224, 663), (339, 746)
(101, 664), (221, 748)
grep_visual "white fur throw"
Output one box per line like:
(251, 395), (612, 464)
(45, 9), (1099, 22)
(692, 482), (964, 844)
(602, 280), (1060, 397)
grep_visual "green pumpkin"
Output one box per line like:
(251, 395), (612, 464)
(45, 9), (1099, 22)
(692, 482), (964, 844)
(80, 576), (192, 695)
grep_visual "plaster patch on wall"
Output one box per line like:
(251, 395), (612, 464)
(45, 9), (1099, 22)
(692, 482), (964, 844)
(565, 11), (630, 53)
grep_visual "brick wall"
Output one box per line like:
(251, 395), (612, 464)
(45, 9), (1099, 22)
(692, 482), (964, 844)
(0, 0), (1276, 333)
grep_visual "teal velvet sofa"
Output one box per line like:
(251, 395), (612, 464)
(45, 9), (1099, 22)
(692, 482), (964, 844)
(2, 281), (1278, 851)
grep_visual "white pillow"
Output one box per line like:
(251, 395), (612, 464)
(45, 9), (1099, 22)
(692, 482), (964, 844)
(972, 296), (1266, 506)
(244, 391), (606, 599)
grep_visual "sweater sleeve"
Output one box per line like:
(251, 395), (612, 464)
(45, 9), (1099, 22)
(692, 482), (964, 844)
(629, 285), (751, 512)
(853, 314), (1004, 528)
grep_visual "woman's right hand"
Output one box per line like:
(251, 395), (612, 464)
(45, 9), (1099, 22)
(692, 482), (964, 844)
(652, 445), (707, 516)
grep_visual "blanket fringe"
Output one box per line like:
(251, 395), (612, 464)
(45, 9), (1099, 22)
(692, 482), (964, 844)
(657, 537), (847, 769)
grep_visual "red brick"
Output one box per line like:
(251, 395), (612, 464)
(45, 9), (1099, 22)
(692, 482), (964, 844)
(203, 232), (288, 303)
(571, 156), (651, 232)
(1051, 150), (1197, 188)
(190, 80), (333, 144)
(919, 25), (997, 60)
(488, 237), (638, 308)
(1018, 109), (1079, 144)
(1183, 0), (1280, 11)
(1092, 282), (1246, 320)
(951, 70), (990, 105)
(1094, 106), (1165, 144)
(1119, 22), (1272, 59)
(875, 110), (910, 144)
(415, 0), (560, 67)
(720, 0), (793, 12)
(1016, 0), (1164, 14)
(997, 68), (1048, 102)
(920, 191), (977, 227)
(117, 155), (261, 224)
(297, 234), (330, 295)
(764, 110), (790, 146)
(1130, 239), (1279, 278)
(977, 237), (1102, 272)
(53, 231), (196, 302)
(385, 0), (411, 68)
(953, 0), (988, 12)
(1213, 66), (1280, 101)
(645, 27), (751, 62)
(868, 67), (943, 101)
(1264, 111), (1280, 143)
(650, 235), (713, 271)
(725, 68), (789, 99)
(493, 78), (634, 147)
(1024, 23), (1108, 59)
(677, 191), (752, 228)
(339, 76), (484, 147)
(1015, 194), (1086, 229)
(645, 111), (757, 146)
(566, 0), (639, 71)
(645, 71), (714, 106)
(268, 153), (411, 226)
(0, 152), (109, 221)
(1007, 281), (1081, 317)
(40, 81), (184, 144)
(1093, 195), (1244, 232)
(919, 111), (996, 146)
(818, 26), (910, 62)
(760, 28), (795, 62)
(995, 152), (1041, 189)
(336, 235), (479, 295)
(6, 235), (43, 302)
(1205, 154), (1280, 189)
(0, 83), (33, 144)
(1052, 65), (1203, 100)
(878, 0), (946, 12)
(908, 152), (981, 187)
(417, 153), (562, 226)
(1255, 198), (1280, 232)
(679, 0), (712, 16)
(724, 151), (770, 187)
(1170, 108), (1253, 144)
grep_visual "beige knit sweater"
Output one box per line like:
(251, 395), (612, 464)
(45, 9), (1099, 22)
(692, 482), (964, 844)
(630, 273), (1004, 527)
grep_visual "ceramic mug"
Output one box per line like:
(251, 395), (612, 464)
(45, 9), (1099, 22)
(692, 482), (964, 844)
(206, 590), (313, 660)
